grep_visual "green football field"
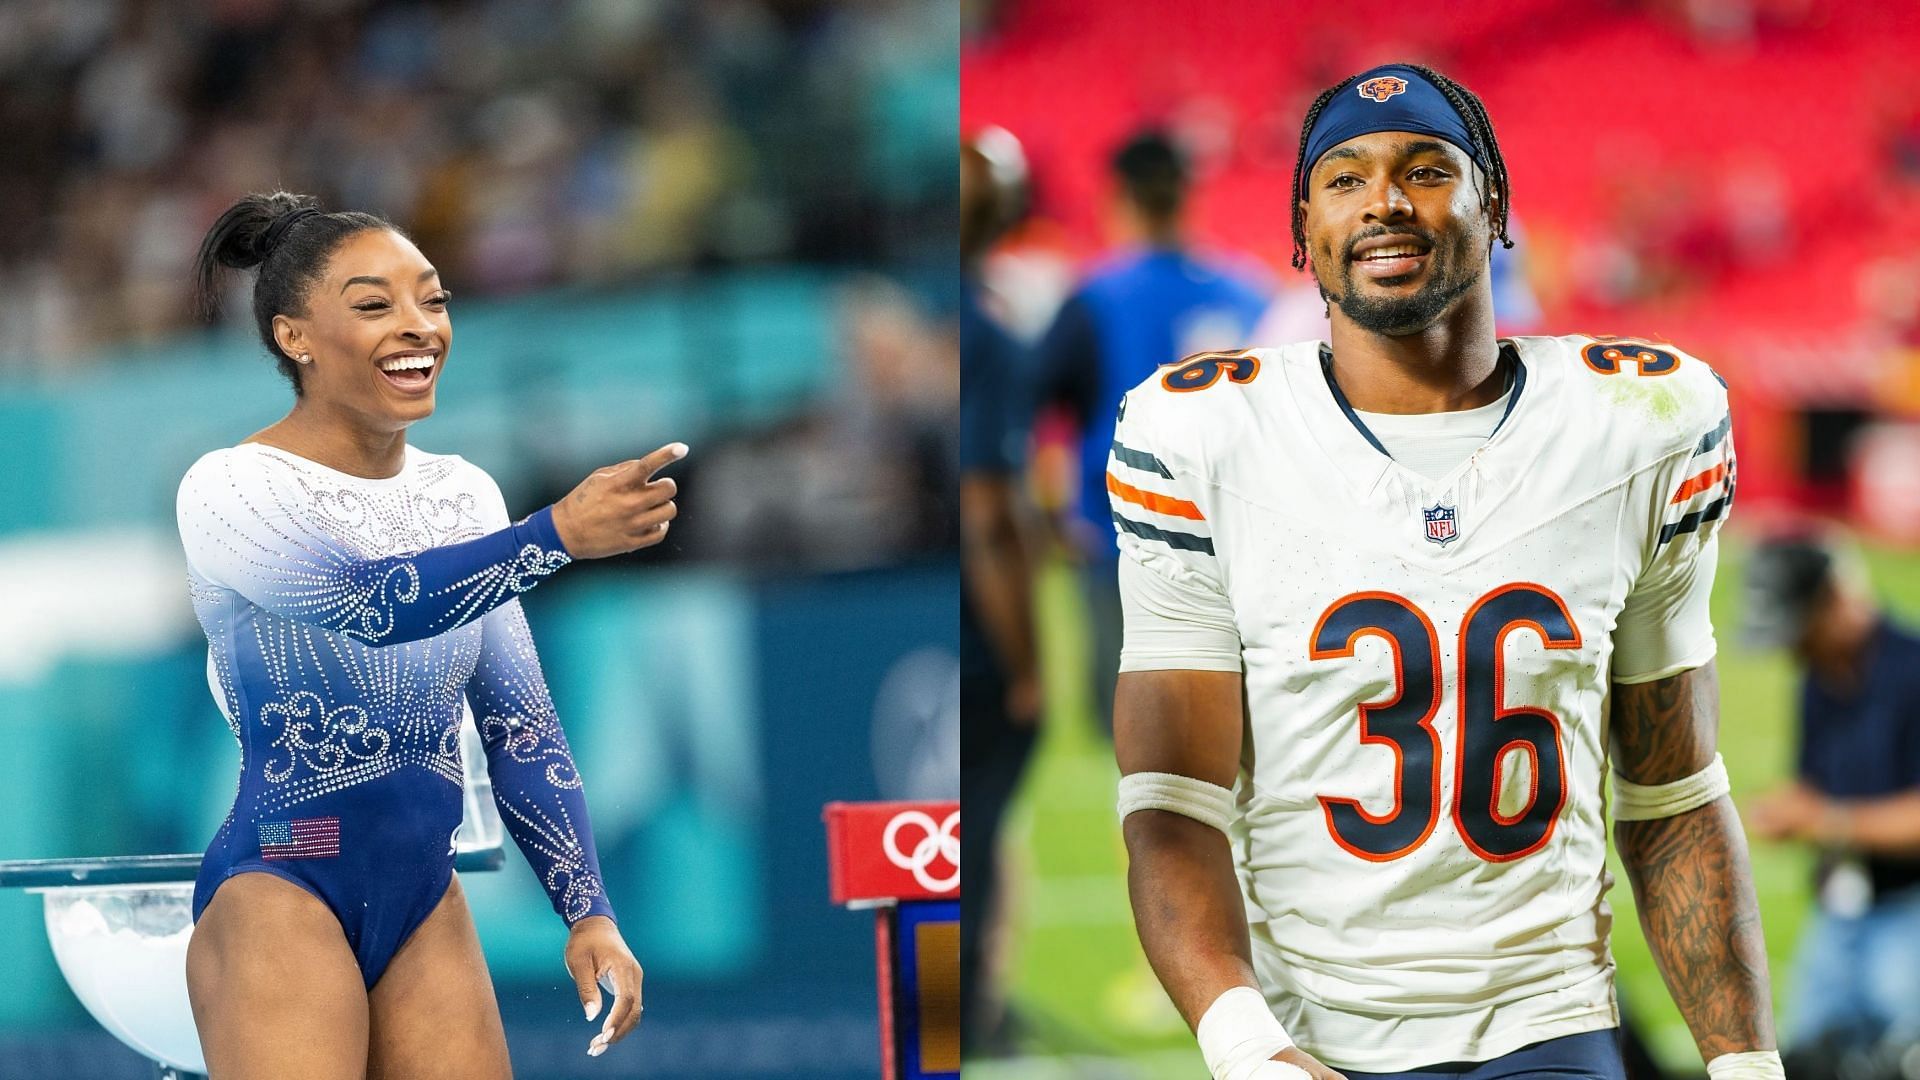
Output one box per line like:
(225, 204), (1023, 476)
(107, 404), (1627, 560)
(972, 537), (1920, 1078)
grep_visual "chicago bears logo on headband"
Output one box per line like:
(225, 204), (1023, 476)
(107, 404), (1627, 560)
(1357, 76), (1408, 103)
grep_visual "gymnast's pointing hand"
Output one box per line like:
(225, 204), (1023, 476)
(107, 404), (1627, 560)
(550, 441), (687, 559)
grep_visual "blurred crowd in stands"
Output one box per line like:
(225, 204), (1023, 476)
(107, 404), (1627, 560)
(0, 0), (959, 573)
(682, 276), (961, 571)
(0, 0), (955, 367)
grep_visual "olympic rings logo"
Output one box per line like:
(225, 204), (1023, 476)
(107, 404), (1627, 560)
(881, 809), (960, 893)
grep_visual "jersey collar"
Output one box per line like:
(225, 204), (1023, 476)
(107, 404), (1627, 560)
(1316, 340), (1526, 463)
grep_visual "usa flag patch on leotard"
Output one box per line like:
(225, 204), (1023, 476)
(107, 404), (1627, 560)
(259, 817), (341, 859)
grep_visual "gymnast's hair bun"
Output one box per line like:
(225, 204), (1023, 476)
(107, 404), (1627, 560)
(189, 192), (396, 395)
(201, 192), (321, 276)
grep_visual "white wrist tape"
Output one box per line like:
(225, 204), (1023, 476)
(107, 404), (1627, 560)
(1705, 1050), (1785, 1079)
(1611, 753), (1730, 821)
(1118, 771), (1236, 835)
(1195, 986), (1306, 1080)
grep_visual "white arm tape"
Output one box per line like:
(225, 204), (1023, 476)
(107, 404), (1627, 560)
(1705, 1050), (1785, 1079)
(1195, 986), (1306, 1080)
(1117, 771), (1236, 835)
(1611, 753), (1730, 821)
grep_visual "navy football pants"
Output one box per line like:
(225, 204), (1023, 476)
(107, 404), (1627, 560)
(1339, 1029), (1627, 1080)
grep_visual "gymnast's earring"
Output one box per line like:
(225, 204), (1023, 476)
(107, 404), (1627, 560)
(296, 354), (312, 364)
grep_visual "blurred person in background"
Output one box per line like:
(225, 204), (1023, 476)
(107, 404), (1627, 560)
(960, 126), (1041, 1057)
(1744, 533), (1920, 1074)
(1035, 129), (1268, 736)
(689, 277), (957, 570)
(182, 192), (679, 1075)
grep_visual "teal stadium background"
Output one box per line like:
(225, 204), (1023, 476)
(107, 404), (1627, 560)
(0, 276), (960, 1078)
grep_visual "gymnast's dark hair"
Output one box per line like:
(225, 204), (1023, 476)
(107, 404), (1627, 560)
(192, 192), (397, 395)
(1288, 64), (1512, 271)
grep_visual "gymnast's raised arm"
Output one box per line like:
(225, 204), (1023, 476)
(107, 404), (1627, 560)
(177, 440), (684, 646)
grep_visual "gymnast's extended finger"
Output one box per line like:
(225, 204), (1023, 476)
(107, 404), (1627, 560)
(627, 442), (688, 485)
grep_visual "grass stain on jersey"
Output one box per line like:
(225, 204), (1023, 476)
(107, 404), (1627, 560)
(1600, 376), (1684, 425)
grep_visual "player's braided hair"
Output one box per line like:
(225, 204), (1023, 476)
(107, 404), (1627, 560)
(1288, 64), (1513, 271)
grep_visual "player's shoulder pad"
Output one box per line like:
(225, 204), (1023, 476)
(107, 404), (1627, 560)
(1114, 344), (1299, 469)
(1548, 333), (1728, 457)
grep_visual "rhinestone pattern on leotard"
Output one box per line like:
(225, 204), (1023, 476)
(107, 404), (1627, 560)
(179, 444), (613, 927)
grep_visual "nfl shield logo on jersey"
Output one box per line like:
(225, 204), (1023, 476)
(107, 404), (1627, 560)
(1424, 503), (1459, 546)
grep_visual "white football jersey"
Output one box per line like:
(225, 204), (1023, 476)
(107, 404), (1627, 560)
(1110, 335), (1735, 1071)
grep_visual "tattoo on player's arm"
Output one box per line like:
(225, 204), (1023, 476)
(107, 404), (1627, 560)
(1610, 664), (1715, 783)
(1611, 663), (1777, 1059)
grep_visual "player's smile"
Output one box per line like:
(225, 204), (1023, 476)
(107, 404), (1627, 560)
(1348, 230), (1435, 285)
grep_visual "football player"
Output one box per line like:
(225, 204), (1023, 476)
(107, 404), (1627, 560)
(1110, 63), (1779, 1080)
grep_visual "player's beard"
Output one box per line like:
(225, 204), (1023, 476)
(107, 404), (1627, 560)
(1326, 226), (1485, 337)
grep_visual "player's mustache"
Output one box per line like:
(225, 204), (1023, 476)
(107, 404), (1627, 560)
(1342, 227), (1437, 263)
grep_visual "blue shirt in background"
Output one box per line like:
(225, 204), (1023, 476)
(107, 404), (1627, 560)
(1036, 247), (1267, 559)
(1800, 618), (1920, 900)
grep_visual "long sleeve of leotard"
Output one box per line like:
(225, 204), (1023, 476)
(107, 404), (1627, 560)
(177, 448), (574, 646)
(465, 598), (616, 925)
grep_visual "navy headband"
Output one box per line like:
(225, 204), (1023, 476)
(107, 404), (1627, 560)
(1299, 65), (1486, 201)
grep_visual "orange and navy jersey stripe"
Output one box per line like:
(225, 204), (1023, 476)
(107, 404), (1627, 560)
(1658, 410), (1734, 547)
(1107, 472), (1203, 520)
(1107, 437), (1214, 556)
(1669, 461), (1729, 505)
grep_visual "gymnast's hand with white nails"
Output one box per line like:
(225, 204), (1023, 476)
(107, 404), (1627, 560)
(566, 915), (643, 1058)
(550, 441), (686, 558)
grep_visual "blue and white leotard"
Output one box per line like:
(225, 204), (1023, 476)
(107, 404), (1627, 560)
(177, 442), (613, 986)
